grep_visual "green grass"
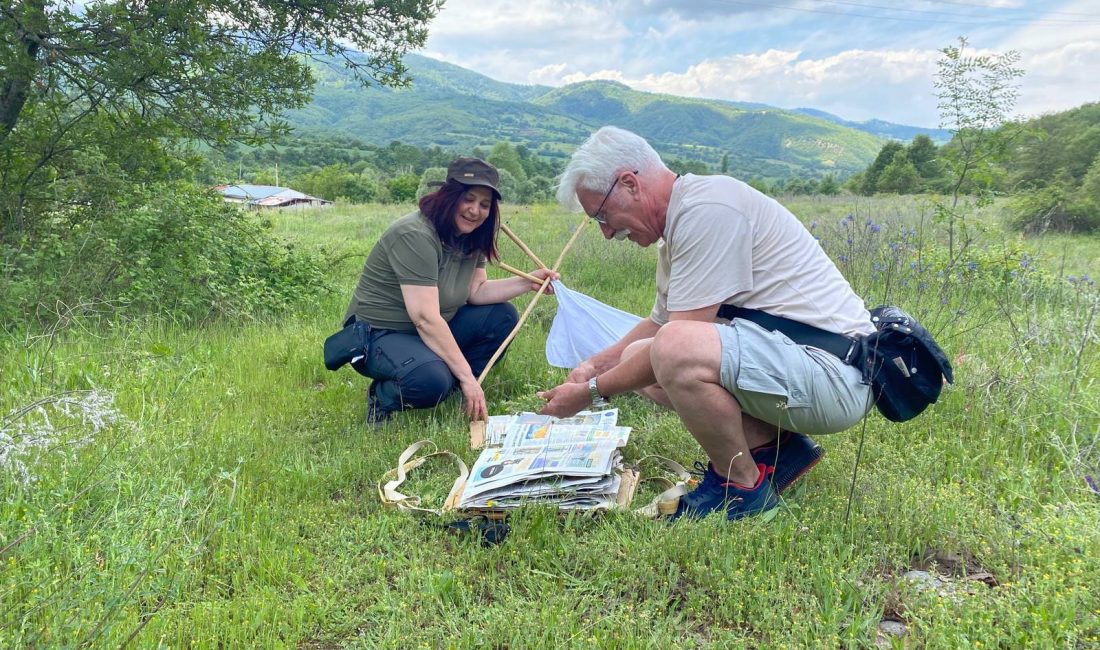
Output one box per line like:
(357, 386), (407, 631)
(2, 196), (1098, 648)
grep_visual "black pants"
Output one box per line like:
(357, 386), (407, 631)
(351, 302), (520, 413)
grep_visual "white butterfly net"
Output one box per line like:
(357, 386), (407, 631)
(545, 279), (642, 368)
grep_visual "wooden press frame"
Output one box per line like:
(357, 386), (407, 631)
(469, 217), (590, 449)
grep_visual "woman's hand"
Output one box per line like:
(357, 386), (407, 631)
(537, 381), (590, 418)
(459, 376), (488, 421)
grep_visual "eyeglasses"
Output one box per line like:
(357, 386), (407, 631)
(589, 170), (638, 225)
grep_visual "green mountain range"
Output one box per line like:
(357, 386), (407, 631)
(288, 54), (943, 180)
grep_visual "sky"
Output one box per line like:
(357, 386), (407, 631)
(421, 0), (1100, 128)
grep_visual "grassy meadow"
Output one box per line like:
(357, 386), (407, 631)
(2, 196), (1098, 648)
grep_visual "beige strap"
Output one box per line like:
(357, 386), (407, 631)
(378, 440), (469, 516)
(631, 456), (694, 518)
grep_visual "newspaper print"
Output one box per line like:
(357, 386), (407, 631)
(459, 408), (631, 510)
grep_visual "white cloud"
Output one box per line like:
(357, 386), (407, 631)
(600, 49), (941, 125)
(1016, 40), (1100, 118)
(527, 63), (570, 86)
(997, 0), (1100, 118)
(422, 0), (1100, 126)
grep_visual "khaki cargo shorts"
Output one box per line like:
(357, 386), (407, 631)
(716, 319), (873, 434)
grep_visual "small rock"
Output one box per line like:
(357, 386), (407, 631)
(875, 620), (907, 647)
(901, 569), (945, 591)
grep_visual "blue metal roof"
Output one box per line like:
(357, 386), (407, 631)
(218, 184), (310, 201)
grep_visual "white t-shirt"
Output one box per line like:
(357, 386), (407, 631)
(650, 174), (874, 337)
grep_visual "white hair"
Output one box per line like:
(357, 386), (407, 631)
(555, 126), (668, 210)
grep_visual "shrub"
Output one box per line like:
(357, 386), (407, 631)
(386, 173), (421, 203)
(0, 183), (327, 327)
(1008, 183), (1100, 234)
(416, 167), (447, 199)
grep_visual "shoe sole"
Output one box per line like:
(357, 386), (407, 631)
(770, 451), (822, 493)
(752, 438), (824, 493)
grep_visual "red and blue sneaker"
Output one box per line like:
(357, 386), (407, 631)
(670, 462), (779, 521)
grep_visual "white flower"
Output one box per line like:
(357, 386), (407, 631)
(1, 389), (123, 486)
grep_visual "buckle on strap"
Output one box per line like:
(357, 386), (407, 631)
(842, 337), (860, 365)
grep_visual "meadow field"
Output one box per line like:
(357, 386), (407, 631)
(2, 195), (1098, 648)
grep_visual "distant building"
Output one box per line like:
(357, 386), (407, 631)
(214, 184), (333, 209)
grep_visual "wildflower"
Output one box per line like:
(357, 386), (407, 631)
(967, 261), (978, 272)
(1068, 276), (1077, 284)
(810, 220), (818, 230)
(1, 390), (121, 486)
(870, 224), (881, 233)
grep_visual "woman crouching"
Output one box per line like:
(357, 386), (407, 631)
(343, 157), (555, 425)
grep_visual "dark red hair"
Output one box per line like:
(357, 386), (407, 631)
(418, 180), (501, 262)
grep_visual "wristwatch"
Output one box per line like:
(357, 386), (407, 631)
(588, 376), (610, 408)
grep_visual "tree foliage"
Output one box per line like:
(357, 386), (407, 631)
(1006, 113), (1100, 235)
(0, 0), (440, 325)
(488, 142), (527, 183)
(0, 0), (441, 232)
(877, 150), (921, 194)
(933, 37), (1024, 254)
(861, 141), (906, 195)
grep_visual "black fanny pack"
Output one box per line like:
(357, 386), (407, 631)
(859, 305), (954, 422)
(323, 317), (371, 371)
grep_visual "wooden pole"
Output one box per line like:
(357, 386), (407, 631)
(500, 223), (548, 269)
(497, 261), (541, 284)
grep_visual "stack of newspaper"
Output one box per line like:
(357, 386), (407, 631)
(459, 409), (631, 511)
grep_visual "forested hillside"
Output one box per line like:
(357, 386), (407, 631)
(286, 54), (893, 181)
(850, 102), (1100, 232)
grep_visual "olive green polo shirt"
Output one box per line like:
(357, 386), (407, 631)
(344, 211), (486, 331)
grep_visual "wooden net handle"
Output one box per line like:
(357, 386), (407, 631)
(476, 217), (589, 386)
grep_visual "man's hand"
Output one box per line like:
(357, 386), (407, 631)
(566, 359), (599, 383)
(537, 382), (590, 418)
